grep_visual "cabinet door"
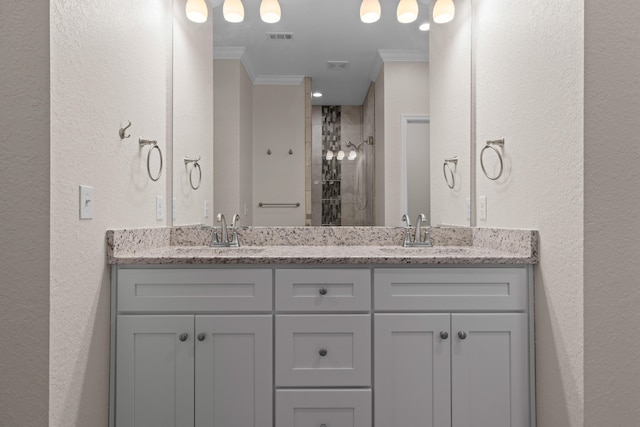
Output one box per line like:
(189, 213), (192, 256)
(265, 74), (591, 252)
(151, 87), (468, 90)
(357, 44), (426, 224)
(116, 315), (194, 427)
(195, 315), (273, 427)
(374, 314), (451, 427)
(452, 314), (529, 427)
(276, 389), (371, 427)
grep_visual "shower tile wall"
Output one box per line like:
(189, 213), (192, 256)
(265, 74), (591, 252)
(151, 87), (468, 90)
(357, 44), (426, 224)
(311, 105), (370, 226)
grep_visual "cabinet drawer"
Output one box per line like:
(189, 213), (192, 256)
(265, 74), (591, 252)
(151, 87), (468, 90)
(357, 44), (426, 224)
(275, 269), (371, 312)
(276, 389), (371, 427)
(117, 269), (272, 312)
(374, 268), (527, 311)
(275, 315), (371, 387)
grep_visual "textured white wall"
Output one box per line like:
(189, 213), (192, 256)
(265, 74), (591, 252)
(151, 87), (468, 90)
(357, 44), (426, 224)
(474, 1), (584, 426)
(50, 0), (172, 424)
(0, 1), (50, 425)
(252, 83), (305, 225)
(382, 62), (430, 225)
(172, 0), (214, 226)
(429, 0), (471, 227)
(584, 0), (640, 424)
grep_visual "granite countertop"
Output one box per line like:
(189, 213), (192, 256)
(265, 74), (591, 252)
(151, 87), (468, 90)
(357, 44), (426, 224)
(107, 226), (538, 265)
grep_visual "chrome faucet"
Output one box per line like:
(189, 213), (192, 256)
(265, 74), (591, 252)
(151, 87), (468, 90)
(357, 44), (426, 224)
(229, 214), (241, 247)
(401, 213), (432, 247)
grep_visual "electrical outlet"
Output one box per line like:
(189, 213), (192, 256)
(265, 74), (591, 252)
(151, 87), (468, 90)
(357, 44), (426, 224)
(204, 200), (209, 218)
(479, 196), (487, 221)
(79, 185), (93, 220)
(156, 196), (164, 221)
(172, 197), (177, 221)
(244, 203), (249, 216)
(465, 197), (471, 221)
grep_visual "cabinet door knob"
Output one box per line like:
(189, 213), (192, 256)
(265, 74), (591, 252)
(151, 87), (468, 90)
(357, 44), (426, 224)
(197, 333), (206, 341)
(319, 348), (328, 357)
(178, 333), (189, 342)
(458, 331), (467, 340)
(319, 287), (328, 296)
(440, 331), (449, 339)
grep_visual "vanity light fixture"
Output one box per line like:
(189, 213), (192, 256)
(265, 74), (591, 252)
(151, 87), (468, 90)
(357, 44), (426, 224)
(419, 22), (430, 31)
(186, 0), (208, 23)
(260, 0), (281, 23)
(337, 150), (345, 161)
(348, 150), (357, 160)
(397, 0), (419, 23)
(223, 0), (245, 23)
(326, 150), (334, 160)
(433, 0), (455, 24)
(360, 0), (381, 23)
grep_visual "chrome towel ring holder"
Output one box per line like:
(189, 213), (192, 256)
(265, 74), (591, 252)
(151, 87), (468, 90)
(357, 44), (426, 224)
(480, 138), (505, 180)
(139, 138), (163, 181)
(184, 156), (202, 190)
(443, 157), (458, 189)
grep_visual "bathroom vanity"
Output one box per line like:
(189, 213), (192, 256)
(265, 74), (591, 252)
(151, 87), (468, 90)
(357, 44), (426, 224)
(107, 226), (538, 427)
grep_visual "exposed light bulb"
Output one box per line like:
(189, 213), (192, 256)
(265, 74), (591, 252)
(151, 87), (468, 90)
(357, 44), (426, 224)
(360, 0), (381, 23)
(348, 150), (357, 160)
(186, 0), (208, 23)
(326, 150), (334, 160)
(419, 22), (430, 31)
(337, 150), (345, 160)
(433, 0), (455, 24)
(260, 0), (281, 23)
(312, 92), (323, 98)
(397, 0), (419, 24)
(223, 0), (244, 23)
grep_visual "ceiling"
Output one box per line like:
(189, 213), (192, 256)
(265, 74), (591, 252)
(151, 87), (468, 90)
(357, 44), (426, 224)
(212, 0), (430, 105)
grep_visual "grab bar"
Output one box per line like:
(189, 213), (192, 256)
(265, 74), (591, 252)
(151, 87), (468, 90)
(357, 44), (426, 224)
(258, 202), (301, 208)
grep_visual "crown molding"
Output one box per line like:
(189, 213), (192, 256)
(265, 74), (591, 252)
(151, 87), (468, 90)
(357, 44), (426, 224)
(253, 75), (306, 85)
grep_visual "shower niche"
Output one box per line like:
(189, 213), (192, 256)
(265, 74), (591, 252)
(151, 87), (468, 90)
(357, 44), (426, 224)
(312, 102), (374, 226)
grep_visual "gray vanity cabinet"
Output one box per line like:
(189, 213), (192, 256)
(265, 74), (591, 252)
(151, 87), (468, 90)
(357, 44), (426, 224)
(374, 268), (532, 427)
(112, 268), (273, 427)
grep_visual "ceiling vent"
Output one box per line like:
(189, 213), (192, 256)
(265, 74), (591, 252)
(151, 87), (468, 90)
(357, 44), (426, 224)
(327, 61), (349, 71)
(266, 32), (293, 40)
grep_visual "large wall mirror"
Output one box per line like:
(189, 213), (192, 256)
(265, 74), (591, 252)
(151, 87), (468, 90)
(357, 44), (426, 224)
(172, 0), (471, 228)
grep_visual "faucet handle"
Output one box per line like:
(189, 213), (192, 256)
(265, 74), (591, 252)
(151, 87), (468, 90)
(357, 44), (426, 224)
(231, 214), (240, 228)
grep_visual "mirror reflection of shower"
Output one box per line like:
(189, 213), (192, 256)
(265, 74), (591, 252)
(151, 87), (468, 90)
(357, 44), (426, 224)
(311, 99), (375, 226)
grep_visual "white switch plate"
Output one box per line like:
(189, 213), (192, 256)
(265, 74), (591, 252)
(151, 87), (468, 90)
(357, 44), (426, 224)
(156, 195), (164, 221)
(79, 185), (93, 220)
(465, 197), (471, 221)
(244, 203), (249, 216)
(204, 200), (209, 218)
(479, 196), (487, 221)
(172, 197), (176, 221)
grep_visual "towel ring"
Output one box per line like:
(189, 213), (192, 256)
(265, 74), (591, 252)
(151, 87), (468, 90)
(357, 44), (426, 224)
(443, 157), (458, 189)
(140, 138), (163, 181)
(184, 156), (202, 190)
(480, 138), (504, 180)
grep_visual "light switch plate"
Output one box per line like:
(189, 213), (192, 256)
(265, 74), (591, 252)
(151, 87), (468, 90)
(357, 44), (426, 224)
(156, 195), (164, 221)
(79, 185), (93, 220)
(465, 197), (471, 221)
(172, 197), (176, 221)
(204, 200), (209, 218)
(479, 196), (487, 221)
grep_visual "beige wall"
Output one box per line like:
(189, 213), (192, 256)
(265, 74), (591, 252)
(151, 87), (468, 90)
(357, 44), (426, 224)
(172, 2), (214, 226)
(252, 83), (306, 225)
(214, 59), (254, 221)
(584, 0), (640, 424)
(381, 62), (429, 225)
(473, 1), (584, 426)
(0, 1), (50, 425)
(429, 0), (471, 227)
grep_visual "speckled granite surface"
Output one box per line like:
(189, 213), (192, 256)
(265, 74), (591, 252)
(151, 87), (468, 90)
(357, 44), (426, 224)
(107, 226), (538, 265)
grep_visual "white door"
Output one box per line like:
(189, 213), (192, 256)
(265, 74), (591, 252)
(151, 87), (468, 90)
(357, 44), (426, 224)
(374, 313), (451, 427)
(452, 313), (530, 427)
(116, 315), (195, 427)
(195, 315), (273, 427)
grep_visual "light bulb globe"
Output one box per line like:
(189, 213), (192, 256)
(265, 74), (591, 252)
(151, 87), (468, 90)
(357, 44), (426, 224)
(433, 0), (455, 24)
(186, 0), (208, 23)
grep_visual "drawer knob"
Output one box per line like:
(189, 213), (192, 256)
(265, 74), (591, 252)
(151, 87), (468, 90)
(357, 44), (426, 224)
(318, 287), (328, 296)
(458, 331), (467, 340)
(440, 331), (449, 340)
(319, 348), (328, 357)
(197, 333), (206, 341)
(178, 333), (189, 342)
